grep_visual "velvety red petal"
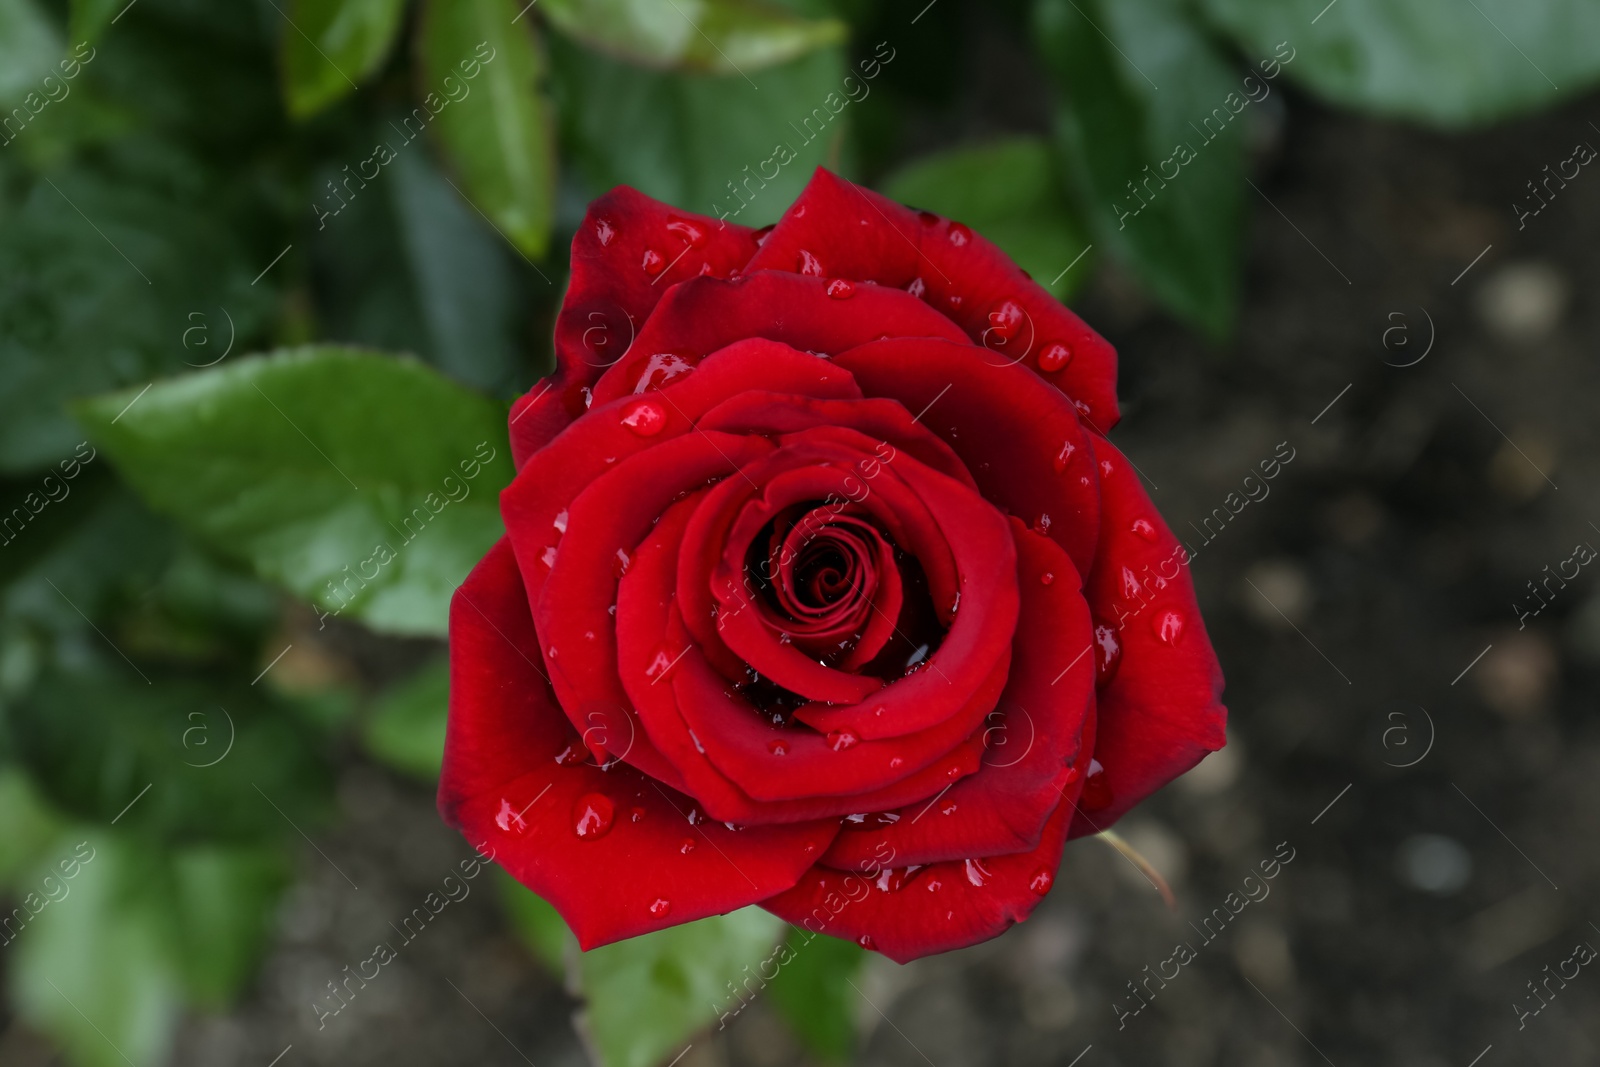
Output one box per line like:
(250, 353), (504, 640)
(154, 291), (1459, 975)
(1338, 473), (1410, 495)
(441, 539), (835, 949)
(761, 795), (1075, 964)
(743, 168), (1120, 432)
(1069, 435), (1227, 838)
(823, 522), (1095, 869)
(589, 269), (968, 407)
(832, 336), (1102, 582)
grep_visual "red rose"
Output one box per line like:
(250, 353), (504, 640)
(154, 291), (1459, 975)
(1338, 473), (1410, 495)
(440, 168), (1225, 962)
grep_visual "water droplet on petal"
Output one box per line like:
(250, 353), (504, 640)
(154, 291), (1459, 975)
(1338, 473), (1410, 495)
(1033, 513), (1052, 535)
(987, 300), (1025, 341)
(768, 739), (789, 756)
(827, 729), (859, 752)
(940, 799), (958, 816)
(649, 898), (671, 918)
(1131, 517), (1158, 541)
(620, 398), (667, 436)
(797, 249), (823, 276)
(679, 837), (697, 855)
(613, 548), (632, 579)
(873, 705), (886, 717)
(888, 757), (904, 770)
(1082, 758), (1114, 810)
(948, 222), (972, 247)
(1039, 341), (1072, 373)
(963, 857), (992, 886)
(825, 277), (856, 299)
(1093, 623), (1122, 685)
(857, 934), (875, 949)
(947, 294), (963, 309)
(540, 545), (558, 569)
(665, 214), (707, 248)
(1029, 867), (1055, 895)
(553, 508), (569, 534)
(1053, 440), (1076, 473)
(634, 350), (697, 393)
(594, 217), (616, 246)
(753, 224), (775, 246)
(573, 793), (615, 839)
(555, 743), (587, 766)
(926, 878), (942, 892)
(906, 276), (926, 299)
(641, 248), (666, 275)
(1100, 459), (1114, 477)
(1154, 609), (1186, 646)
(630, 806), (647, 823)
(1040, 571), (1055, 586)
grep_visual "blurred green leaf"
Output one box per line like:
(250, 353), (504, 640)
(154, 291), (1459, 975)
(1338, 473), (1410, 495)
(552, 37), (845, 224)
(577, 907), (784, 1067)
(1035, 0), (1244, 338)
(168, 844), (293, 1007)
(0, 0), (61, 104)
(539, 0), (845, 75)
(281, 0), (407, 119)
(5, 669), (335, 842)
(881, 137), (1095, 300)
(69, 0), (122, 45)
(9, 835), (183, 1067)
(0, 768), (67, 886)
(75, 348), (513, 636)
(390, 145), (524, 394)
(1200, 0), (1600, 128)
(420, 0), (557, 260)
(765, 926), (864, 1061)
(8, 831), (291, 1067)
(364, 658), (449, 781)
(500, 874), (576, 975)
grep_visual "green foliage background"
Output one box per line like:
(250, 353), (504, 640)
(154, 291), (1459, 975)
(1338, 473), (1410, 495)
(1, 0), (1596, 1063)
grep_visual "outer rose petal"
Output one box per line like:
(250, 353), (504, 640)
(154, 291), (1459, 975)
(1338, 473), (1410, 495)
(440, 539), (836, 948)
(761, 796), (1076, 964)
(510, 189), (761, 466)
(745, 168), (1120, 432)
(1069, 435), (1227, 837)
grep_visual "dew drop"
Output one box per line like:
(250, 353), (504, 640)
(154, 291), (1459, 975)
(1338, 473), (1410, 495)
(630, 806), (647, 823)
(906, 276), (926, 299)
(797, 249), (824, 276)
(553, 508), (569, 534)
(888, 757), (904, 770)
(947, 294), (964, 309)
(1093, 623), (1122, 685)
(665, 214), (708, 248)
(857, 934), (875, 949)
(948, 222), (972, 247)
(649, 898), (671, 918)
(1082, 758), (1113, 810)
(1131, 517), (1158, 541)
(613, 547), (632, 579)
(768, 739), (789, 756)
(872, 704), (886, 717)
(1029, 867), (1055, 896)
(620, 397), (667, 436)
(1033, 513), (1052, 535)
(753, 224), (775, 246)
(1040, 571), (1055, 586)
(940, 799), (958, 816)
(1052, 440), (1076, 474)
(1153, 609), (1186, 646)
(573, 793), (615, 839)
(926, 878), (943, 892)
(827, 729), (859, 752)
(594, 217), (616, 246)
(1100, 459), (1114, 477)
(540, 545), (558, 569)
(641, 248), (666, 275)
(633, 350), (696, 393)
(963, 857), (992, 886)
(679, 837), (697, 855)
(1038, 341), (1072, 373)
(555, 743), (587, 766)
(825, 277), (856, 299)
(987, 300), (1025, 341)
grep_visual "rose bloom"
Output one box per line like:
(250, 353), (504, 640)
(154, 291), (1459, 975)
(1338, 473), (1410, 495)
(440, 168), (1225, 962)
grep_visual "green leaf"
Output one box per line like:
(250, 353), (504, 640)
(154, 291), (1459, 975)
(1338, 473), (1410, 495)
(500, 874), (576, 976)
(0, 768), (67, 887)
(281, 0), (407, 119)
(576, 907), (784, 1067)
(5, 668), (335, 843)
(419, 0), (557, 260)
(8, 834), (184, 1067)
(8, 832), (291, 1067)
(0, 0), (60, 104)
(1199, 0), (1600, 128)
(539, 0), (846, 75)
(552, 37), (846, 225)
(75, 348), (514, 636)
(1035, 0), (1245, 338)
(69, 0), (123, 46)
(364, 658), (450, 781)
(766, 926), (864, 1061)
(881, 137), (1095, 300)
